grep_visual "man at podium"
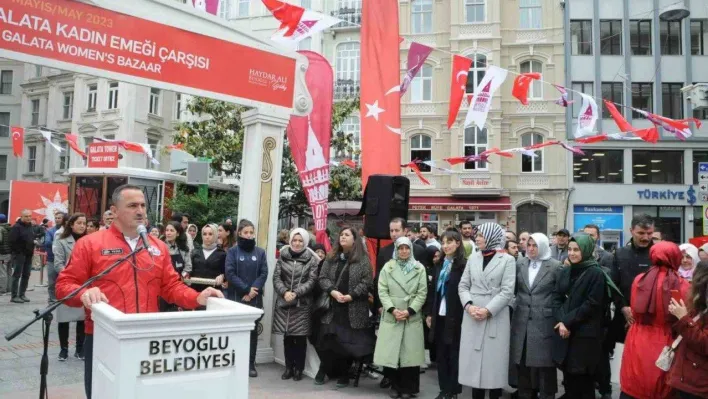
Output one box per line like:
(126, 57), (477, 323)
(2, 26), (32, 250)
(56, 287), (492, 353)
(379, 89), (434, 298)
(56, 184), (224, 399)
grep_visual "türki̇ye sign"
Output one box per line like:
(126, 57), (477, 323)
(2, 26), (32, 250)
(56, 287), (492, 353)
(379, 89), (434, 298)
(140, 336), (235, 375)
(0, 0), (295, 107)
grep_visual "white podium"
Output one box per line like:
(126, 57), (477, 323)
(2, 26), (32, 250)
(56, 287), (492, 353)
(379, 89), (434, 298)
(90, 298), (263, 399)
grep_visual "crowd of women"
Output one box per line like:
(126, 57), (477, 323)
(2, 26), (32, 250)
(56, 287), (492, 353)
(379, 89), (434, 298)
(45, 210), (708, 399)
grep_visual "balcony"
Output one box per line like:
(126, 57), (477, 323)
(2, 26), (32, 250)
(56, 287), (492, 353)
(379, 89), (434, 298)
(334, 79), (360, 100)
(456, 23), (494, 40)
(330, 7), (361, 30)
(406, 173), (438, 189)
(516, 174), (550, 189)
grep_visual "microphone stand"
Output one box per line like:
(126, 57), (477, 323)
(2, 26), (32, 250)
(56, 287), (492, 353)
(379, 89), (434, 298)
(4, 244), (147, 399)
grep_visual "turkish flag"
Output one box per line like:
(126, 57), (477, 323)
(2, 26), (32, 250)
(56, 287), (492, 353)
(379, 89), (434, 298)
(360, 0), (400, 190)
(11, 126), (24, 157)
(512, 73), (541, 105)
(447, 55), (473, 129)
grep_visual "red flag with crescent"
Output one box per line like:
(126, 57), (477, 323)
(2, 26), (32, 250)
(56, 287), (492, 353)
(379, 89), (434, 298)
(360, 0), (401, 190)
(447, 55), (473, 129)
(11, 126), (24, 157)
(65, 133), (86, 158)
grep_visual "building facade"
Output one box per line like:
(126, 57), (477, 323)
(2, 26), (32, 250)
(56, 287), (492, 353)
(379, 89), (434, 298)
(565, 0), (708, 245)
(0, 59), (24, 214)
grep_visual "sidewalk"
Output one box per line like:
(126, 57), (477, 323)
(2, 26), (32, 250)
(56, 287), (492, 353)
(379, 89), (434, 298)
(1, 271), (621, 398)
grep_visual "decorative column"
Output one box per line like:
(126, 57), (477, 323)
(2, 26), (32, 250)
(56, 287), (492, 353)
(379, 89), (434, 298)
(237, 107), (290, 363)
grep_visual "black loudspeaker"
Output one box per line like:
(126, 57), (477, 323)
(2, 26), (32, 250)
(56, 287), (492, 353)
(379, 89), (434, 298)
(359, 175), (410, 239)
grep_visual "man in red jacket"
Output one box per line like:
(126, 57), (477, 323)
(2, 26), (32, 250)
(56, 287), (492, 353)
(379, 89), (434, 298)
(56, 184), (223, 399)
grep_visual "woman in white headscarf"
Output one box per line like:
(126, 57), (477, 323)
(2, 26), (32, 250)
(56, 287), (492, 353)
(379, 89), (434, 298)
(509, 233), (563, 399)
(272, 228), (320, 381)
(458, 223), (516, 399)
(678, 243), (699, 281)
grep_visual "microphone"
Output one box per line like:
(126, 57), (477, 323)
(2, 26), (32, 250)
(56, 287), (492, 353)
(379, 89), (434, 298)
(137, 225), (152, 252)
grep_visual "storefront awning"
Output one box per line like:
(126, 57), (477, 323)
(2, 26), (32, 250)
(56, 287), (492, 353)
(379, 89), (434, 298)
(409, 196), (512, 211)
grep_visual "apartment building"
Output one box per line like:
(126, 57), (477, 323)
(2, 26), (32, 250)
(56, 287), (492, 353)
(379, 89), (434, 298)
(565, 0), (708, 245)
(0, 60), (24, 214)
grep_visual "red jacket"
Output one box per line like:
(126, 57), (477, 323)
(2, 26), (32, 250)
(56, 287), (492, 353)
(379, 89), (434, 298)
(56, 225), (199, 334)
(668, 312), (708, 397)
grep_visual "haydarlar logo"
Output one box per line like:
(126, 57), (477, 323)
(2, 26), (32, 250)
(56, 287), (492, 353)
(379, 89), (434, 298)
(248, 69), (288, 91)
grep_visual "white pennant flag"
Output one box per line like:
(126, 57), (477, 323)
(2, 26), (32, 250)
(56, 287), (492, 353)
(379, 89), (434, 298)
(271, 10), (341, 50)
(422, 160), (455, 174)
(39, 129), (64, 153)
(139, 143), (160, 165)
(464, 65), (508, 129)
(575, 93), (598, 138)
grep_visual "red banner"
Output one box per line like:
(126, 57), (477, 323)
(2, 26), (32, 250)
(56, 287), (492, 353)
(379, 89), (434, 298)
(0, 0), (295, 108)
(285, 51), (332, 250)
(9, 181), (68, 226)
(11, 126), (24, 157)
(360, 0), (401, 190)
(87, 142), (119, 168)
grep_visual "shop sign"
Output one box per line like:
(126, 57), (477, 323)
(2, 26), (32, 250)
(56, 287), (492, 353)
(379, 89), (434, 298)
(636, 186), (697, 206)
(410, 204), (510, 211)
(460, 177), (491, 187)
(573, 205), (624, 232)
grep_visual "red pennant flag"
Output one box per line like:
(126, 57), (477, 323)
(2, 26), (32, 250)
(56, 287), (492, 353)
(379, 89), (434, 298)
(341, 159), (357, 169)
(511, 73), (541, 105)
(443, 156), (468, 166)
(11, 126), (24, 157)
(603, 100), (633, 132)
(632, 128), (660, 144)
(360, 0), (401, 190)
(483, 147), (514, 158)
(576, 134), (609, 144)
(166, 143), (185, 151)
(447, 55), (473, 129)
(65, 133), (86, 158)
(262, 0), (305, 37)
(403, 162), (430, 185)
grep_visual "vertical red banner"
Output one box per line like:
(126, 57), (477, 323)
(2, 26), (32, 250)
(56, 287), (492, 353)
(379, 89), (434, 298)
(286, 51), (333, 250)
(360, 0), (401, 190)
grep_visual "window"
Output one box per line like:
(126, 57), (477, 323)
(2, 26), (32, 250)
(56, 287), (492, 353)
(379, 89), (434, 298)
(147, 138), (159, 169)
(466, 54), (487, 94)
(31, 99), (40, 126)
(236, 0), (249, 17)
(693, 151), (708, 184)
(0, 70), (12, 95)
(0, 155), (6, 180)
(107, 82), (118, 109)
(219, 0), (232, 18)
(630, 20), (652, 55)
(27, 146), (37, 173)
(601, 82), (623, 118)
(519, 61), (542, 99)
(694, 206), (704, 239)
(335, 42), (361, 96)
(573, 149), (624, 183)
(660, 21), (682, 55)
(59, 142), (69, 170)
(408, 212), (439, 232)
(600, 20), (622, 55)
(343, 116), (360, 161)
(174, 93), (183, 120)
(87, 84), (97, 111)
(0, 112), (9, 137)
(632, 82), (653, 118)
(62, 92), (73, 119)
(465, 0), (485, 23)
(691, 20), (707, 55)
(301, 0), (311, 8)
(571, 20), (593, 55)
(571, 82), (593, 118)
(521, 133), (543, 172)
(463, 126), (487, 170)
(633, 150), (683, 184)
(149, 88), (161, 115)
(634, 206), (683, 243)
(411, 0), (432, 34)
(519, 0), (541, 29)
(410, 134), (432, 172)
(35, 65), (41, 77)
(410, 64), (433, 103)
(662, 83), (684, 119)
(297, 37), (312, 51)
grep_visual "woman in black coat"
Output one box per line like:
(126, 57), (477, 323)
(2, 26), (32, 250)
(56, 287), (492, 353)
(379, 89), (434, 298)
(425, 230), (467, 399)
(551, 234), (607, 399)
(190, 224), (227, 294)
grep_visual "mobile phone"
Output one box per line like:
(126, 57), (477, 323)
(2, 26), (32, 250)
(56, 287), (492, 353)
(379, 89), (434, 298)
(670, 290), (682, 303)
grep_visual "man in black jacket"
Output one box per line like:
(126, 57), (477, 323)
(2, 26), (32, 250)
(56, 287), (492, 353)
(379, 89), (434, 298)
(9, 210), (36, 303)
(610, 214), (655, 344)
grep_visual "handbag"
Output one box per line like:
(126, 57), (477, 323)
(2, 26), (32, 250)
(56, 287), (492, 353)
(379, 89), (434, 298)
(313, 261), (349, 315)
(655, 312), (703, 371)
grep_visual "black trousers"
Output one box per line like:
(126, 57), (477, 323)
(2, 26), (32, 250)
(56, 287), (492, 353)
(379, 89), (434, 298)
(84, 334), (93, 399)
(249, 316), (262, 366)
(595, 331), (614, 395)
(517, 339), (556, 399)
(319, 349), (352, 379)
(471, 388), (502, 399)
(435, 316), (461, 395)
(386, 366), (420, 395)
(563, 372), (595, 399)
(58, 321), (85, 351)
(283, 335), (307, 371)
(11, 253), (32, 297)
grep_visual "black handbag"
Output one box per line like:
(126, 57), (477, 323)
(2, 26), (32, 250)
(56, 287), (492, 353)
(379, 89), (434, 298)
(313, 262), (349, 316)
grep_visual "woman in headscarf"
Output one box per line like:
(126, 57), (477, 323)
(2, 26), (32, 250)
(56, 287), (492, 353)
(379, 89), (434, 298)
(699, 243), (708, 262)
(551, 234), (608, 399)
(190, 224), (227, 294)
(678, 243), (699, 281)
(458, 223), (516, 399)
(619, 241), (691, 399)
(374, 237), (428, 399)
(510, 233), (563, 399)
(273, 228), (319, 382)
